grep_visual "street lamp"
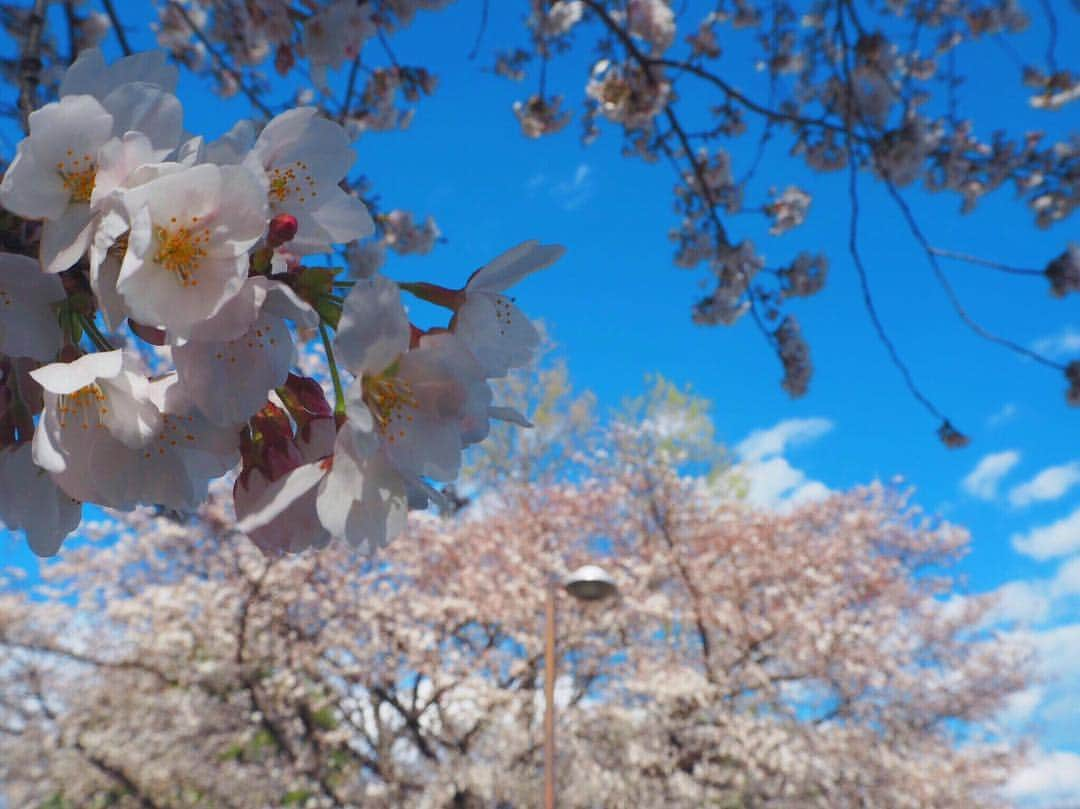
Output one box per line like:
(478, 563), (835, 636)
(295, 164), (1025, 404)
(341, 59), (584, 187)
(543, 564), (619, 809)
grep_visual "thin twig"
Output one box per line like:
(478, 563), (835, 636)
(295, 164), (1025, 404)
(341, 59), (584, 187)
(836, 5), (946, 422)
(168, 0), (273, 118)
(100, 0), (133, 56)
(340, 55), (363, 125)
(927, 247), (1043, 277)
(884, 180), (1065, 371)
(845, 152), (944, 420)
(1037, 0), (1059, 73)
(467, 0), (490, 60)
(17, 0), (48, 133)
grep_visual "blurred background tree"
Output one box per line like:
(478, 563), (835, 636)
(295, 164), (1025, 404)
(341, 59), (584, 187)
(0, 370), (1030, 807)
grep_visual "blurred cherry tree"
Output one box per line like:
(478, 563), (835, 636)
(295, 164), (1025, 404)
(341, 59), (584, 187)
(4, 0), (1076, 443)
(0, 372), (1030, 807)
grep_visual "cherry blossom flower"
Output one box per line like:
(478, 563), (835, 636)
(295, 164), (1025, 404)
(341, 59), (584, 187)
(32, 353), (236, 510)
(0, 95), (114, 273)
(766, 186), (812, 235)
(529, 0), (584, 38)
(246, 107), (373, 254)
(233, 399), (336, 556)
(172, 278), (318, 426)
(627, 0), (676, 52)
(302, 0), (375, 83)
(117, 163), (267, 338)
(452, 241), (564, 378)
(234, 404), (408, 554)
(513, 95), (571, 138)
(0, 48), (183, 274)
(335, 275), (491, 482)
(1044, 243), (1080, 298)
(0, 253), (66, 362)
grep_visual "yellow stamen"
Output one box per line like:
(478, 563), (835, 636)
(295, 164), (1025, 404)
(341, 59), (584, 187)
(56, 150), (96, 203)
(153, 217), (209, 287)
(57, 383), (108, 431)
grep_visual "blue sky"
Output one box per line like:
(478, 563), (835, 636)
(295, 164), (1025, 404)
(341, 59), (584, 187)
(2, 2), (1079, 804)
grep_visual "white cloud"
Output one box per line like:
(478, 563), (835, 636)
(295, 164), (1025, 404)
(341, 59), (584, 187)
(553, 163), (594, 211)
(997, 685), (1046, 727)
(987, 402), (1018, 428)
(1032, 325), (1080, 360)
(524, 163), (595, 211)
(788, 480), (831, 506)
(962, 450), (1021, 500)
(1007, 749), (1080, 807)
(1022, 622), (1080, 680)
(740, 456), (807, 506)
(1012, 505), (1080, 560)
(1051, 555), (1080, 598)
(1009, 462), (1080, 507)
(984, 580), (1052, 626)
(736, 417), (833, 462)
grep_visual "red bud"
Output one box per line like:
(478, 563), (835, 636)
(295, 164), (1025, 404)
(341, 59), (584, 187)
(268, 213), (299, 248)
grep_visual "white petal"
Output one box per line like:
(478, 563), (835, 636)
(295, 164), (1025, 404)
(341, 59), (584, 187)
(101, 83), (183, 154)
(30, 350), (123, 395)
(61, 48), (178, 98)
(92, 132), (156, 205)
(0, 252), (65, 361)
(289, 189), (373, 254)
(39, 204), (96, 274)
(335, 274), (410, 376)
(453, 292), (541, 378)
(26, 95), (114, 173)
(98, 369), (161, 448)
(316, 428), (406, 552)
(0, 141), (68, 220)
(235, 461), (328, 535)
(234, 469), (331, 555)
(0, 444), (82, 557)
(173, 307), (295, 426)
(88, 210), (131, 331)
(466, 241), (565, 292)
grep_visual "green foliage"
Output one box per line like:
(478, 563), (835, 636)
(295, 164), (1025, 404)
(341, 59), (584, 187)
(309, 706), (338, 730)
(281, 789), (312, 805)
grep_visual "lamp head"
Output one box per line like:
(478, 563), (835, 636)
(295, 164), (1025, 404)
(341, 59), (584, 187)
(564, 565), (617, 602)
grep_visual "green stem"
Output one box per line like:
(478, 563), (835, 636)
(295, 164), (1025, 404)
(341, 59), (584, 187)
(79, 314), (114, 352)
(319, 322), (346, 418)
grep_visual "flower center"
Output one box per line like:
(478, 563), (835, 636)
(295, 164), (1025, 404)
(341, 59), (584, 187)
(57, 383), (108, 431)
(56, 149), (96, 203)
(268, 161), (317, 206)
(153, 217), (208, 287)
(362, 375), (417, 443)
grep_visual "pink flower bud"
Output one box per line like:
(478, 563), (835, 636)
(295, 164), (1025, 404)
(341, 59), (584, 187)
(267, 213), (299, 248)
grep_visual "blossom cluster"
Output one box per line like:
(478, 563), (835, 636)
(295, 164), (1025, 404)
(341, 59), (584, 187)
(0, 48), (561, 558)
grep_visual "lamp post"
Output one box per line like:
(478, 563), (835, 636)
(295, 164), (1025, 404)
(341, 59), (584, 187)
(543, 565), (618, 809)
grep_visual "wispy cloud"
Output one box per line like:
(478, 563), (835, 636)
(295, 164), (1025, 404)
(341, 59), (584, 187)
(525, 162), (595, 211)
(1032, 325), (1080, 359)
(987, 402), (1018, 428)
(1008, 461), (1080, 507)
(961, 450), (1021, 500)
(1011, 504), (1080, 560)
(735, 417), (833, 462)
(984, 580), (1053, 626)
